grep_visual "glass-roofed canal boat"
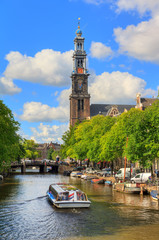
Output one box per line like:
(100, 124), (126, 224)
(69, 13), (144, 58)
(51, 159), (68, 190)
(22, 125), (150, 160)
(46, 183), (91, 208)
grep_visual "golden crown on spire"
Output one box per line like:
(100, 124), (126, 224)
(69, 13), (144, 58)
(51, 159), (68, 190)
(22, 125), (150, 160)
(76, 17), (82, 36)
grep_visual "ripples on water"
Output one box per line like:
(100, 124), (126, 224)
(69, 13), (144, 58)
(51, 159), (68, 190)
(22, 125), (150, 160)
(0, 173), (159, 240)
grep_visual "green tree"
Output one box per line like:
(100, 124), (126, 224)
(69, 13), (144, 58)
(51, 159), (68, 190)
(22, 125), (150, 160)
(86, 115), (116, 162)
(73, 120), (92, 160)
(51, 150), (61, 161)
(125, 100), (159, 169)
(47, 148), (54, 160)
(100, 108), (143, 166)
(61, 125), (77, 159)
(23, 139), (40, 160)
(0, 100), (21, 172)
(61, 115), (116, 164)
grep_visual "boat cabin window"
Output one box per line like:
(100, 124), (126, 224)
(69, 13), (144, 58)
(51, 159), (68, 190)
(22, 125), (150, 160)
(57, 192), (69, 201)
(77, 191), (86, 201)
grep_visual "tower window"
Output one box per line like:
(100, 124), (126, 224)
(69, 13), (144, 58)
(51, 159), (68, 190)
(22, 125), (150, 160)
(78, 99), (80, 110)
(77, 59), (83, 67)
(82, 99), (84, 110)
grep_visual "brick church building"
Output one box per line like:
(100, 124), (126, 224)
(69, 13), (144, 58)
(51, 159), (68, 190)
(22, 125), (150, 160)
(70, 23), (158, 126)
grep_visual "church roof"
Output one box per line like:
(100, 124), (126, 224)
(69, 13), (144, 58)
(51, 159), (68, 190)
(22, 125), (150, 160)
(90, 104), (135, 117)
(140, 98), (158, 109)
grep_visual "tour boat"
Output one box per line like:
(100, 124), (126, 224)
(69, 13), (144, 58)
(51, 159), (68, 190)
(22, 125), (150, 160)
(46, 183), (91, 208)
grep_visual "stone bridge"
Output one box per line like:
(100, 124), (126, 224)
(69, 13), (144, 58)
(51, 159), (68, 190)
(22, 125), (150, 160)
(11, 160), (59, 173)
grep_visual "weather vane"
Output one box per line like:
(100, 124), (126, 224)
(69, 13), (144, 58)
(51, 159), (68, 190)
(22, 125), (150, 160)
(78, 17), (80, 28)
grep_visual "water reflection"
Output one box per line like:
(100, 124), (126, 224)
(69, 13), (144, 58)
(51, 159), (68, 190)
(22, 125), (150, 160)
(0, 174), (159, 240)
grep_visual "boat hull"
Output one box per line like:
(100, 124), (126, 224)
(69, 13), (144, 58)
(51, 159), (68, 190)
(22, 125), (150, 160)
(54, 201), (91, 208)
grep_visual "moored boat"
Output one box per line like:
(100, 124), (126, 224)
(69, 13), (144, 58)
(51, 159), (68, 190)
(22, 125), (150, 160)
(46, 183), (91, 208)
(91, 178), (105, 184)
(81, 175), (98, 180)
(70, 171), (82, 177)
(150, 190), (159, 201)
(105, 180), (112, 186)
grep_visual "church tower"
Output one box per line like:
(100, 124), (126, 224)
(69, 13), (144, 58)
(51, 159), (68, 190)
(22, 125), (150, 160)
(69, 20), (90, 126)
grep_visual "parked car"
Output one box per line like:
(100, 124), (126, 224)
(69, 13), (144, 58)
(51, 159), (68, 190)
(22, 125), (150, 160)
(131, 172), (151, 183)
(73, 166), (85, 172)
(97, 168), (111, 177)
(85, 167), (98, 174)
(115, 168), (130, 179)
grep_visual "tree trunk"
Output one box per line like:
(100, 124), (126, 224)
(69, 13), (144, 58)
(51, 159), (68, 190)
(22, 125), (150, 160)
(151, 161), (155, 182)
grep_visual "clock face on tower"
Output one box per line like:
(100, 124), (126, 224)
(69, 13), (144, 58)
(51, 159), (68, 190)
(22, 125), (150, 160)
(77, 68), (83, 74)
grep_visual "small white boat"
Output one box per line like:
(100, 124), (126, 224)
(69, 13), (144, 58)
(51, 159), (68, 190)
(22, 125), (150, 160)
(46, 183), (91, 208)
(150, 190), (159, 201)
(70, 171), (82, 177)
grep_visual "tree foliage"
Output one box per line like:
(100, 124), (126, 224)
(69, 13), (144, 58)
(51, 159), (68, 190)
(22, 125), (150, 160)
(51, 150), (61, 161)
(22, 139), (40, 160)
(47, 148), (54, 160)
(125, 100), (159, 168)
(61, 115), (116, 162)
(0, 100), (21, 172)
(61, 101), (159, 170)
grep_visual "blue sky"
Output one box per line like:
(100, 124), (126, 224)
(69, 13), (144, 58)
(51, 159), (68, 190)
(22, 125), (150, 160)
(0, 0), (159, 143)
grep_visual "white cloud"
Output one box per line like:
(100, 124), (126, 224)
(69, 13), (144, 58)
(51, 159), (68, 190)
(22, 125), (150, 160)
(83, 0), (107, 5)
(19, 87), (71, 123)
(0, 76), (21, 95)
(114, 15), (159, 63)
(0, 49), (73, 95)
(4, 49), (73, 87)
(89, 71), (156, 104)
(116, 0), (159, 16)
(90, 42), (113, 59)
(20, 101), (69, 123)
(30, 123), (69, 143)
(57, 88), (71, 107)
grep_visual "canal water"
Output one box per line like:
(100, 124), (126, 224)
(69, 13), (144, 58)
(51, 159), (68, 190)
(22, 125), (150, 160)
(0, 172), (159, 240)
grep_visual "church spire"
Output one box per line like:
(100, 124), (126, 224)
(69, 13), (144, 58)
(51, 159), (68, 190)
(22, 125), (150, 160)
(76, 18), (82, 37)
(69, 19), (90, 126)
